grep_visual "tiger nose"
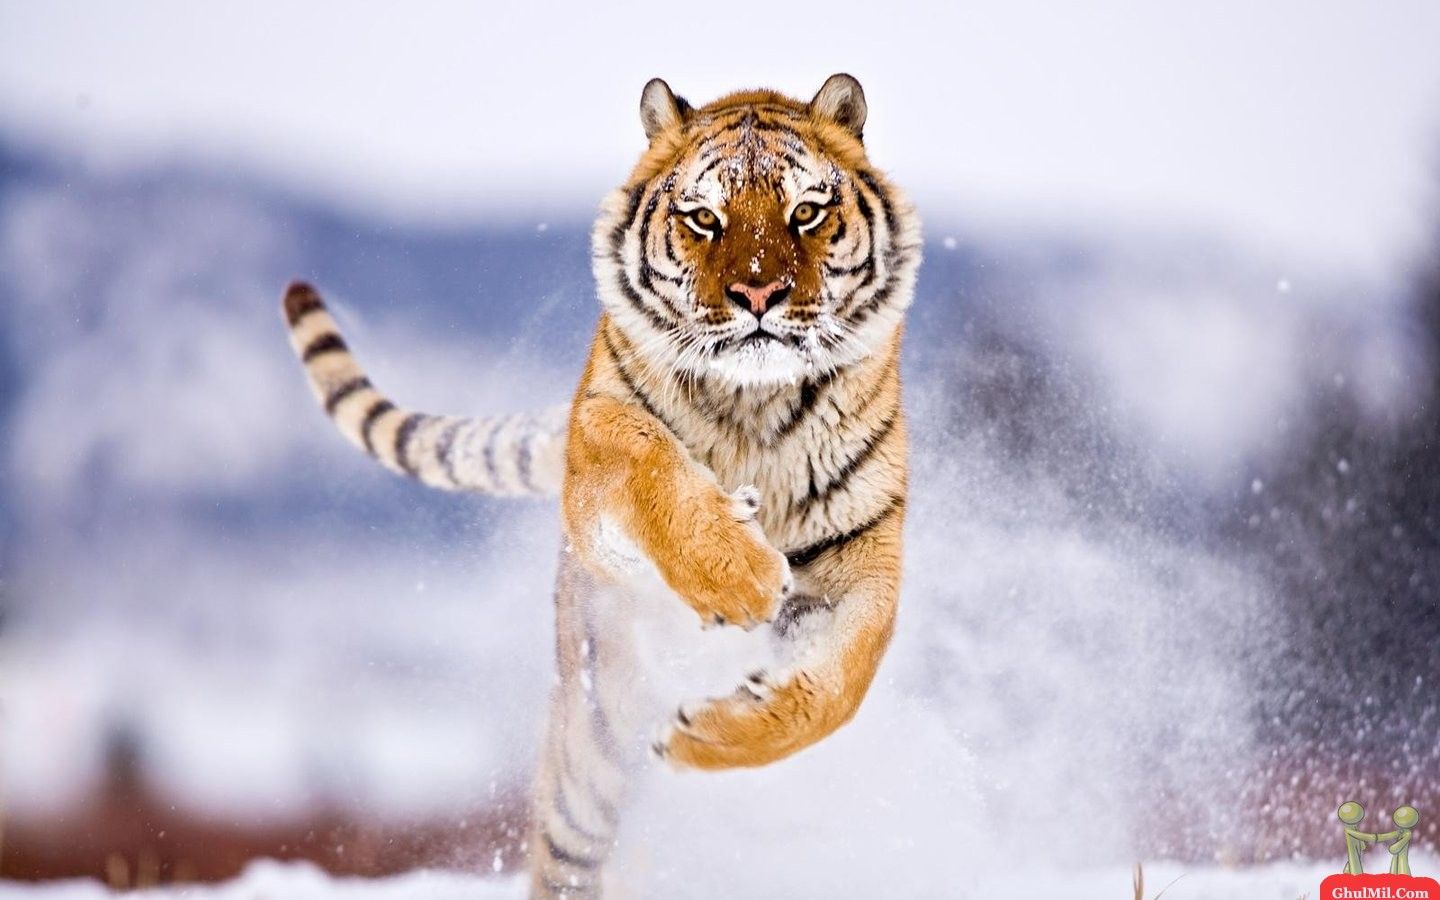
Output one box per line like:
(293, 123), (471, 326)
(725, 280), (791, 316)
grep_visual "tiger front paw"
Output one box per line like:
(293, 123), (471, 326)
(653, 667), (848, 770)
(655, 484), (790, 630)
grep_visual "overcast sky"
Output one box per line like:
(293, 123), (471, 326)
(3, 0), (1439, 280)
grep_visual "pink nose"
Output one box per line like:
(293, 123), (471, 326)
(726, 280), (790, 316)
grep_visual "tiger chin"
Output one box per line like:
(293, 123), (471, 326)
(280, 73), (920, 898)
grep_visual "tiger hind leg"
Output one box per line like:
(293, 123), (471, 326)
(528, 704), (627, 896)
(528, 562), (636, 898)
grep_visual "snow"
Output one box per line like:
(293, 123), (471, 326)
(0, 862), (517, 898)
(2, 113), (1437, 895)
(6, 857), (1427, 899)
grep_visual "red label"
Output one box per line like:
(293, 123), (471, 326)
(1319, 874), (1440, 899)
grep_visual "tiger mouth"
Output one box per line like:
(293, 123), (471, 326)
(737, 332), (782, 345)
(723, 330), (802, 352)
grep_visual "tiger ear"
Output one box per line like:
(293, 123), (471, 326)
(810, 73), (867, 140)
(640, 78), (690, 140)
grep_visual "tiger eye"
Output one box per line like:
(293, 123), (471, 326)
(694, 209), (717, 226)
(793, 203), (817, 222)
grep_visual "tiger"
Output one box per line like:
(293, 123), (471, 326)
(280, 73), (920, 897)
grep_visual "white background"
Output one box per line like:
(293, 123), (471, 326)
(3, 0), (1440, 278)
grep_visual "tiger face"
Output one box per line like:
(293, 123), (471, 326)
(593, 74), (922, 388)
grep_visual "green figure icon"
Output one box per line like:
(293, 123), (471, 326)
(1375, 806), (1419, 876)
(1338, 801), (1380, 874)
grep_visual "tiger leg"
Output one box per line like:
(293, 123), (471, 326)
(528, 562), (637, 898)
(656, 503), (904, 770)
(529, 699), (626, 897)
(563, 391), (790, 630)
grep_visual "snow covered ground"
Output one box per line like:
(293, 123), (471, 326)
(10, 856), (1432, 899)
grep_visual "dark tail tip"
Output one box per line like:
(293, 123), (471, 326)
(282, 280), (325, 326)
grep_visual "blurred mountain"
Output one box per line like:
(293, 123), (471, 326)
(1233, 205), (1440, 791)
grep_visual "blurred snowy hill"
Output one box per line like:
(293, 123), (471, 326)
(1, 134), (1436, 889)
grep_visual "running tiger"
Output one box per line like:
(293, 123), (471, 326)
(282, 73), (921, 897)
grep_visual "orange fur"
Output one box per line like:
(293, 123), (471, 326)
(562, 333), (791, 630)
(664, 508), (904, 769)
(560, 310), (909, 769)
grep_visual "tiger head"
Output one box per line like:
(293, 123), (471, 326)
(593, 74), (922, 387)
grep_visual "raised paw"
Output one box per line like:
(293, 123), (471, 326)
(655, 484), (790, 630)
(654, 668), (850, 770)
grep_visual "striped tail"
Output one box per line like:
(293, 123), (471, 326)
(281, 281), (566, 497)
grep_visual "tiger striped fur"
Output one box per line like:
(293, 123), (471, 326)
(282, 73), (920, 898)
